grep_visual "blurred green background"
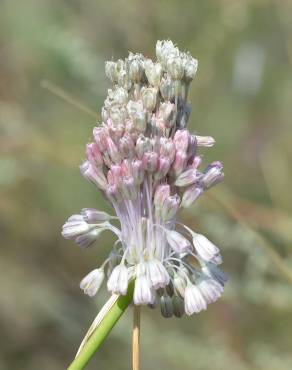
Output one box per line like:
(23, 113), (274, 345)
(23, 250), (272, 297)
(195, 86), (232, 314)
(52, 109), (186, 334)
(1, 0), (292, 369)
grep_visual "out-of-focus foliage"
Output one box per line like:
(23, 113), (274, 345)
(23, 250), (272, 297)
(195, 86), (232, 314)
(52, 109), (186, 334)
(1, 0), (292, 369)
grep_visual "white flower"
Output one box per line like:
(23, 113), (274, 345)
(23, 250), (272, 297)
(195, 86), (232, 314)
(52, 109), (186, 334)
(134, 275), (155, 305)
(62, 215), (91, 238)
(183, 56), (198, 81)
(144, 59), (162, 87)
(192, 233), (222, 264)
(184, 284), (207, 315)
(80, 269), (105, 297)
(166, 230), (191, 254)
(62, 215), (114, 249)
(147, 259), (170, 289)
(81, 208), (114, 223)
(107, 264), (129, 296)
(198, 278), (223, 304)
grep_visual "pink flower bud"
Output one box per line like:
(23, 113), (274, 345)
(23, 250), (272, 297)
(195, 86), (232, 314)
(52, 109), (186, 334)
(181, 185), (203, 208)
(153, 117), (167, 133)
(93, 127), (108, 151)
(191, 155), (202, 169)
(202, 161), (224, 188)
(106, 137), (121, 164)
(175, 168), (197, 187)
(107, 165), (122, 186)
(186, 135), (197, 160)
(80, 161), (107, 190)
(136, 136), (151, 159)
(173, 130), (190, 152)
(172, 150), (187, 176)
(160, 138), (176, 162)
(155, 156), (171, 179)
(121, 159), (133, 177)
(161, 195), (180, 221)
(106, 184), (122, 203)
(142, 152), (159, 172)
(102, 152), (112, 168)
(119, 133), (135, 159)
(108, 121), (124, 140)
(132, 159), (144, 185)
(154, 184), (170, 209)
(86, 143), (103, 167)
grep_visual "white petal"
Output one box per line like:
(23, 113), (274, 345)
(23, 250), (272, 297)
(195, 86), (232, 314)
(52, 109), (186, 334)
(198, 278), (223, 304)
(80, 269), (104, 297)
(147, 259), (170, 289)
(166, 230), (191, 254)
(133, 276), (155, 305)
(107, 264), (129, 295)
(193, 233), (222, 264)
(184, 284), (207, 315)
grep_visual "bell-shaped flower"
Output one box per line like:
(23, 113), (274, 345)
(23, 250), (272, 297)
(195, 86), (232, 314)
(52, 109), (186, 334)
(80, 268), (105, 297)
(107, 264), (129, 296)
(166, 230), (191, 254)
(184, 284), (207, 315)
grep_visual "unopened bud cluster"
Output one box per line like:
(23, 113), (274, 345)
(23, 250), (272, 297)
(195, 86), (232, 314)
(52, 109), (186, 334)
(62, 40), (226, 316)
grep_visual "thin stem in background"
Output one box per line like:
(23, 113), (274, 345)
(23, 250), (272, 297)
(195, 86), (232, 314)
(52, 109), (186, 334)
(132, 305), (141, 370)
(41, 79), (98, 118)
(207, 187), (292, 285)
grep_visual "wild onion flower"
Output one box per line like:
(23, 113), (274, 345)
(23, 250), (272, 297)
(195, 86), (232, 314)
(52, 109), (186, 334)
(62, 40), (227, 317)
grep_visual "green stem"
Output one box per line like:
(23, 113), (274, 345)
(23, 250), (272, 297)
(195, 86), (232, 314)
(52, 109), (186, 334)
(68, 281), (134, 370)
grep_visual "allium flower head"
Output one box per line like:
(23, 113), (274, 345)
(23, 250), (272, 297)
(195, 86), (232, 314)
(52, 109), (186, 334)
(62, 40), (227, 317)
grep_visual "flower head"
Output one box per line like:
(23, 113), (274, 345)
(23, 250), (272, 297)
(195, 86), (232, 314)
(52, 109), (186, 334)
(62, 40), (227, 316)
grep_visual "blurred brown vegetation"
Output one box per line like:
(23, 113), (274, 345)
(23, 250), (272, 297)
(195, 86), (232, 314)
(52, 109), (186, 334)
(1, 1), (292, 369)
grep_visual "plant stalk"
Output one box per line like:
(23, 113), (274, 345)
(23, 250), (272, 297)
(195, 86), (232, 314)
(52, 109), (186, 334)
(67, 281), (134, 370)
(132, 305), (141, 370)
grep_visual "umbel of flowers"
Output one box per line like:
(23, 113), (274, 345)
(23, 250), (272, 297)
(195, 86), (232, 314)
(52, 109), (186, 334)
(62, 40), (227, 317)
